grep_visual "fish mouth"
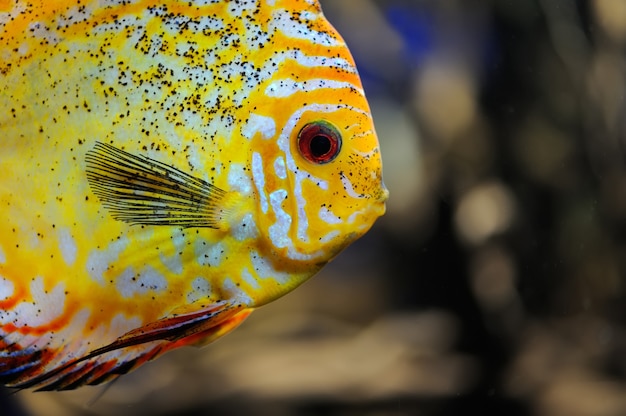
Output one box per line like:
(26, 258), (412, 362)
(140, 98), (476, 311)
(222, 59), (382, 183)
(369, 182), (388, 218)
(379, 182), (389, 203)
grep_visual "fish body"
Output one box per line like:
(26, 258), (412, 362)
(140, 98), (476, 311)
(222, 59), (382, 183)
(0, 0), (386, 390)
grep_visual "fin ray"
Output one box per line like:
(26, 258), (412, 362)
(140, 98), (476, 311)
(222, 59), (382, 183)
(86, 141), (228, 228)
(5, 301), (250, 390)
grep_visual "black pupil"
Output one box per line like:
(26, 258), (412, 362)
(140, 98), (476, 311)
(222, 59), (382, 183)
(310, 135), (332, 157)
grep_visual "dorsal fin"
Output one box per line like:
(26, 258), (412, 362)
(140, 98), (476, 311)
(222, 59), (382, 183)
(85, 141), (228, 228)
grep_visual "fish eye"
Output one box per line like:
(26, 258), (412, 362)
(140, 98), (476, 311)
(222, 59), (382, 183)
(297, 121), (342, 164)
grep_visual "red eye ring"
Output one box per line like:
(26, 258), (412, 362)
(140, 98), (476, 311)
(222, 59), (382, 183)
(297, 121), (342, 164)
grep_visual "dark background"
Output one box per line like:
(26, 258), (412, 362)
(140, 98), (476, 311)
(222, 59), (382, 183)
(6, 0), (626, 415)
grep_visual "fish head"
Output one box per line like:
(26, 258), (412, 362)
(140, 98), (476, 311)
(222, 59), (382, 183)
(291, 105), (388, 250)
(234, 2), (389, 265)
(250, 91), (387, 264)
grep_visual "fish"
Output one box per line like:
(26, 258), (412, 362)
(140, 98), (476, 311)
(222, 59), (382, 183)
(0, 0), (387, 391)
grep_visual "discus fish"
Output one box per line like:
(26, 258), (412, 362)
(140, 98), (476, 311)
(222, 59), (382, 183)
(0, 0), (387, 390)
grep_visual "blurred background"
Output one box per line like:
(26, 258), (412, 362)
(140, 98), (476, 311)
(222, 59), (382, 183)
(6, 0), (626, 415)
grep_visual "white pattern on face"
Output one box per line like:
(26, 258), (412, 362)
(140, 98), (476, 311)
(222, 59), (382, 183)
(265, 79), (362, 98)
(266, 50), (356, 75)
(319, 206), (342, 225)
(249, 250), (291, 284)
(226, 0), (257, 15)
(232, 213), (259, 242)
(58, 227), (78, 266)
(107, 313), (143, 340)
(241, 268), (261, 290)
(86, 237), (129, 285)
(0, 274), (14, 301)
(187, 277), (212, 303)
(270, 8), (340, 47)
(273, 156), (287, 180)
(195, 240), (225, 267)
(268, 189), (291, 249)
(222, 277), (254, 306)
(160, 228), (185, 274)
(116, 266), (168, 298)
(319, 230), (340, 244)
(0, 277), (66, 327)
(160, 251), (183, 275)
(275, 104), (345, 249)
(50, 308), (92, 356)
(242, 113), (276, 140)
(0, 2), (27, 27)
(228, 163), (253, 195)
(340, 171), (365, 199)
(252, 152), (269, 214)
(27, 21), (61, 44)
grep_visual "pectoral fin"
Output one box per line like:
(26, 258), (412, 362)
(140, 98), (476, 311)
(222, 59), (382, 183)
(85, 141), (230, 228)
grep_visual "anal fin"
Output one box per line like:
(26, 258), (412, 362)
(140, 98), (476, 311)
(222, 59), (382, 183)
(10, 300), (253, 391)
(170, 308), (253, 349)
